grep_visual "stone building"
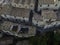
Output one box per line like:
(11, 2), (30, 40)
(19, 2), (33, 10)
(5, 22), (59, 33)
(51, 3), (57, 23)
(0, 0), (32, 21)
(42, 10), (57, 21)
(10, 7), (30, 18)
(11, 0), (35, 9)
(38, 0), (55, 5)
(0, 21), (36, 37)
(38, 0), (60, 9)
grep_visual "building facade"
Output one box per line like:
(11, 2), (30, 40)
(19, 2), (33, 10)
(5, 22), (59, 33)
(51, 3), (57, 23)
(11, 0), (35, 9)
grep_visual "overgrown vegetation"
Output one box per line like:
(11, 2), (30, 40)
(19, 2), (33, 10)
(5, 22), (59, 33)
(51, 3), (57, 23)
(29, 31), (60, 45)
